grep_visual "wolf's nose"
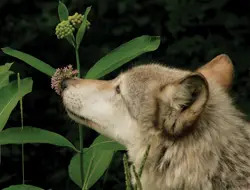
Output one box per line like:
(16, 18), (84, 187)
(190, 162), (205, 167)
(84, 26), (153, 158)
(61, 79), (68, 90)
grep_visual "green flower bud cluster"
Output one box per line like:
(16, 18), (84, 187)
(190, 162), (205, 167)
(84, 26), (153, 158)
(55, 12), (91, 39)
(55, 20), (75, 39)
(69, 12), (83, 28)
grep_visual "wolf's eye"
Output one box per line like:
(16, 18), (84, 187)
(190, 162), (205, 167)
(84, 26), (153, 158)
(115, 85), (121, 94)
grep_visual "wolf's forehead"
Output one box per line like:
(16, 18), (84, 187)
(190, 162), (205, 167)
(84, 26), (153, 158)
(123, 64), (190, 85)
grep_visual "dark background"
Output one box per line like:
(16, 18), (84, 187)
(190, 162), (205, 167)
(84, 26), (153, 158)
(0, 0), (249, 189)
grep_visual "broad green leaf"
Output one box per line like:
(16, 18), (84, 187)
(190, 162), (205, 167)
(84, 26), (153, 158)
(69, 150), (114, 189)
(85, 35), (161, 79)
(83, 149), (114, 190)
(2, 47), (56, 77)
(69, 135), (123, 188)
(3, 184), (44, 190)
(0, 71), (14, 89)
(0, 62), (13, 72)
(85, 135), (125, 153)
(0, 127), (78, 151)
(69, 149), (90, 188)
(0, 78), (33, 131)
(76, 7), (91, 49)
(58, 1), (69, 21)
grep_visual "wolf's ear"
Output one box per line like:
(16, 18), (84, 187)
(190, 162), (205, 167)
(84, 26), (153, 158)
(158, 74), (208, 137)
(197, 54), (234, 89)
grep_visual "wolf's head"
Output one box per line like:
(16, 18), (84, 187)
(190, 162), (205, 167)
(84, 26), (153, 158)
(62, 54), (233, 146)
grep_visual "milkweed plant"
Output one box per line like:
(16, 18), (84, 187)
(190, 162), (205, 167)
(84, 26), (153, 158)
(0, 1), (160, 189)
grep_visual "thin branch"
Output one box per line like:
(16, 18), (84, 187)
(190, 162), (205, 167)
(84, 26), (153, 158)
(123, 154), (133, 190)
(18, 73), (25, 184)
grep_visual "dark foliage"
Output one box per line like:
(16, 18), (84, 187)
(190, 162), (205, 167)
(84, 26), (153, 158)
(0, 0), (249, 189)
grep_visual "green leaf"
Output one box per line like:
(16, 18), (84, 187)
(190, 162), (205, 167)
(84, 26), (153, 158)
(0, 62), (13, 73)
(0, 78), (33, 131)
(69, 150), (114, 189)
(2, 47), (56, 77)
(66, 33), (76, 48)
(3, 184), (44, 190)
(69, 135), (124, 189)
(58, 1), (75, 47)
(0, 63), (14, 89)
(83, 149), (114, 190)
(76, 7), (92, 49)
(0, 71), (14, 89)
(0, 127), (78, 151)
(85, 135), (125, 153)
(85, 35), (161, 79)
(58, 1), (69, 21)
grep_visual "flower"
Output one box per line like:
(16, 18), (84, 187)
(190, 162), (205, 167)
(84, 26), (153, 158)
(68, 12), (91, 28)
(51, 65), (78, 95)
(55, 20), (75, 39)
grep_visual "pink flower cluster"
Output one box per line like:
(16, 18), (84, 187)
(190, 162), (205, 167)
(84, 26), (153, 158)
(51, 65), (78, 95)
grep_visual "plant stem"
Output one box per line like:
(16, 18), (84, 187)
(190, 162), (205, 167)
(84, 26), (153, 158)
(138, 145), (150, 178)
(134, 145), (150, 190)
(75, 48), (84, 187)
(75, 48), (80, 78)
(0, 146), (1, 165)
(132, 165), (142, 190)
(82, 155), (94, 190)
(79, 125), (84, 187)
(22, 144), (25, 184)
(18, 73), (25, 184)
(123, 154), (133, 190)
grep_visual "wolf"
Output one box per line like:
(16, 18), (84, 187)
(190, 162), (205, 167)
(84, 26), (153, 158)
(62, 54), (250, 190)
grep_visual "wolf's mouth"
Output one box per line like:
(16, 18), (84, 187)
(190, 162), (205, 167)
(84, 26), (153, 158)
(66, 108), (93, 123)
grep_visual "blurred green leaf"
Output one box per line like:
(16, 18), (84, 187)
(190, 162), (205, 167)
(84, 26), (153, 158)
(85, 35), (161, 79)
(2, 47), (56, 77)
(0, 62), (13, 73)
(58, 1), (69, 21)
(0, 71), (13, 89)
(0, 63), (14, 89)
(0, 78), (33, 131)
(0, 127), (78, 151)
(76, 7), (92, 49)
(69, 135), (123, 189)
(3, 184), (44, 190)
